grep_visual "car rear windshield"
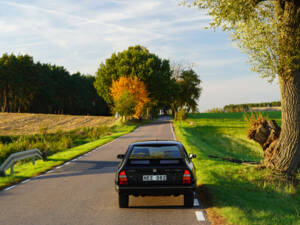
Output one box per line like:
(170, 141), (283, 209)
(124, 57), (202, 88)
(129, 145), (182, 159)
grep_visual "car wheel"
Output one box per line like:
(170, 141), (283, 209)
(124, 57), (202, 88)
(119, 193), (129, 208)
(184, 192), (194, 207)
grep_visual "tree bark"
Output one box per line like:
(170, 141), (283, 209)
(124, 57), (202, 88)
(272, 75), (300, 173)
(271, 0), (300, 174)
(1, 88), (7, 112)
(248, 119), (281, 167)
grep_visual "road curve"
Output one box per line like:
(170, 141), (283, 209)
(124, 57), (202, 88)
(0, 117), (210, 225)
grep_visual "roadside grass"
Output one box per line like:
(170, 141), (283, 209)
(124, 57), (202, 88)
(174, 112), (300, 225)
(0, 120), (140, 189)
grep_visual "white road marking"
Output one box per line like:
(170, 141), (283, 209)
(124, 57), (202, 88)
(65, 162), (70, 165)
(56, 166), (62, 169)
(4, 185), (16, 191)
(194, 198), (200, 206)
(21, 179), (31, 184)
(195, 211), (205, 221)
(46, 170), (53, 174)
(169, 122), (176, 140)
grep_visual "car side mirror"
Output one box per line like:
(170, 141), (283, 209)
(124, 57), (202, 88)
(117, 154), (125, 159)
(189, 153), (196, 159)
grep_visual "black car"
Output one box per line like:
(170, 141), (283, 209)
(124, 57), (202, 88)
(115, 140), (197, 208)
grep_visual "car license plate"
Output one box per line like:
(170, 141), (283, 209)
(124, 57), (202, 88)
(143, 175), (167, 181)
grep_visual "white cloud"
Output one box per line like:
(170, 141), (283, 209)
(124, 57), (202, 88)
(0, 0), (280, 109)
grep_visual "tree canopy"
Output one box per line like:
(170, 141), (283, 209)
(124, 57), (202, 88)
(94, 45), (174, 110)
(110, 76), (150, 119)
(112, 90), (136, 121)
(169, 64), (202, 119)
(0, 53), (109, 115)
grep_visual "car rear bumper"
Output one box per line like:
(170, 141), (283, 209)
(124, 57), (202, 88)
(116, 184), (196, 196)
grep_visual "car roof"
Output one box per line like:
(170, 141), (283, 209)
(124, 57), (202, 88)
(130, 140), (182, 146)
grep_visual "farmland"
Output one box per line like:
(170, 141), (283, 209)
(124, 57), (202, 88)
(0, 113), (115, 135)
(174, 112), (300, 225)
(0, 113), (140, 188)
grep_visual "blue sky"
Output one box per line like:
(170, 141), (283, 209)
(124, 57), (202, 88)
(0, 0), (280, 111)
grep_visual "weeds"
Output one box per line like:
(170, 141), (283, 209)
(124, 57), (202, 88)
(243, 112), (269, 128)
(0, 125), (111, 163)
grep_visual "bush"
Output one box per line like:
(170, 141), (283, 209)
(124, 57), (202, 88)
(176, 109), (187, 121)
(0, 125), (113, 163)
(86, 126), (110, 140)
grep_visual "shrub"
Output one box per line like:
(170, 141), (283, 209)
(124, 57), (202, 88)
(87, 126), (110, 140)
(176, 109), (187, 121)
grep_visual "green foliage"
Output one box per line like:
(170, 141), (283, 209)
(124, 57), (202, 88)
(0, 125), (112, 163)
(86, 126), (111, 140)
(174, 111), (300, 225)
(177, 69), (202, 112)
(187, 0), (300, 79)
(113, 90), (137, 121)
(94, 45), (174, 109)
(243, 112), (269, 128)
(175, 109), (187, 121)
(170, 66), (202, 117)
(0, 53), (109, 115)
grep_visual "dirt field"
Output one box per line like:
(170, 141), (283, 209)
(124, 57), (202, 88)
(0, 113), (115, 135)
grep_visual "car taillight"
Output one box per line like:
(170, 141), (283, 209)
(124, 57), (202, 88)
(182, 169), (191, 184)
(119, 170), (128, 185)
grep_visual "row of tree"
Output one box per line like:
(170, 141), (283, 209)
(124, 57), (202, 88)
(0, 47), (201, 119)
(94, 45), (202, 120)
(0, 53), (109, 115)
(223, 101), (281, 112)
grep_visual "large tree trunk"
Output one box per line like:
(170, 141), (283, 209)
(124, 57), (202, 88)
(271, 0), (300, 174)
(272, 75), (300, 173)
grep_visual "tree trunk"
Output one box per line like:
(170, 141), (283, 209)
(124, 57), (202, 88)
(271, 0), (300, 174)
(1, 88), (7, 112)
(248, 119), (281, 167)
(272, 75), (300, 173)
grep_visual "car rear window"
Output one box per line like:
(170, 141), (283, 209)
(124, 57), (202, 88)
(129, 145), (182, 159)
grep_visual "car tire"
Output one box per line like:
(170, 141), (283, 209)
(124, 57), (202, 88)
(184, 192), (194, 207)
(119, 193), (129, 208)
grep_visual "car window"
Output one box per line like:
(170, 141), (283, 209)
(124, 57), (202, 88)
(129, 145), (182, 159)
(181, 145), (190, 162)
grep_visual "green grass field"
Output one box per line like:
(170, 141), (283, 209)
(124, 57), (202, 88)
(174, 112), (300, 225)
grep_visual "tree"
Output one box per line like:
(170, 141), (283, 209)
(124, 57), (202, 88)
(0, 53), (109, 116)
(177, 69), (202, 112)
(94, 45), (173, 113)
(170, 65), (202, 119)
(110, 76), (150, 119)
(113, 90), (137, 121)
(187, 0), (300, 173)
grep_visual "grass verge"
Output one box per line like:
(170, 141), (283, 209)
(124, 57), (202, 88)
(0, 121), (140, 189)
(173, 112), (300, 225)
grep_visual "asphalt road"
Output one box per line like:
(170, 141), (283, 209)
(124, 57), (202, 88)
(0, 117), (210, 225)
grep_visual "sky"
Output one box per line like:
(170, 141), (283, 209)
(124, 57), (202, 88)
(0, 0), (280, 111)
